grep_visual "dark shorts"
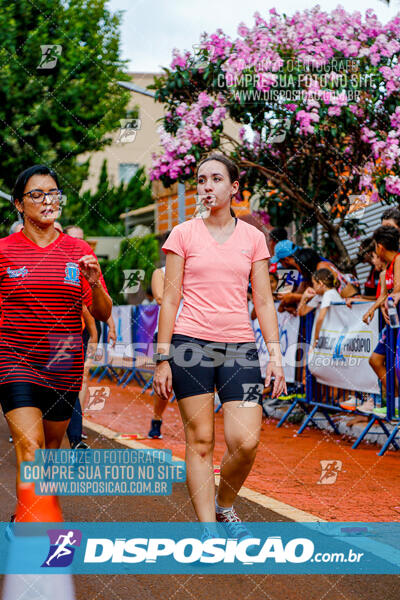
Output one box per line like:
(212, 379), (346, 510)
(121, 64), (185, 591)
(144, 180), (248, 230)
(0, 382), (77, 421)
(373, 326), (387, 356)
(169, 334), (264, 404)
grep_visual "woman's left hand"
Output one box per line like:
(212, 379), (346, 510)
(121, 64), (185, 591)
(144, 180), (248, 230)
(79, 255), (101, 288)
(265, 363), (287, 398)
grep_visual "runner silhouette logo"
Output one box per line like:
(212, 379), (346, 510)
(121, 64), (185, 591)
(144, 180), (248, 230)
(42, 529), (82, 568)
(239, 383), (264, 406)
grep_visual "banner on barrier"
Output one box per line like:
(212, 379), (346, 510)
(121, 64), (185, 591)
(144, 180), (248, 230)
(135, 304), (159, 357)
(110, 305), (133, 363)
(252, 305), (300, 382)
(308, 302), (380, 394)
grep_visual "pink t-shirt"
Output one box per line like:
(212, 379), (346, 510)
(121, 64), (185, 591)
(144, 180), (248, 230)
(162, 218), (270, 342)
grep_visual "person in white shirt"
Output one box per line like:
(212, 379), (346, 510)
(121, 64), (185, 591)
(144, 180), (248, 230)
(297, 268), (343, 348)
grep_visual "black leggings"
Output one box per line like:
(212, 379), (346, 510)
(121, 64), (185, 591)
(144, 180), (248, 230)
(0, 382), (77, 421)
(169, 334), (264, 404)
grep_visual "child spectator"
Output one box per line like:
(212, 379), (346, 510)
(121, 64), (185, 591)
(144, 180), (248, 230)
(381, 207), (400, 231)
(269, 270), (279, 295)
(297, 268), (343, 348)
(141, 286), (156, 305)
(357, 237), (385, 298)
(362, 226), (400, 393)
(268, 227), (288, 257)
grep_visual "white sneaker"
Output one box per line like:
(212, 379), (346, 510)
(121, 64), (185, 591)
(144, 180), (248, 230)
(340, 394), (357, 411)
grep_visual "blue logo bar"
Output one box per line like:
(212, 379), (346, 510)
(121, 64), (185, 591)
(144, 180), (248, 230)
(2, 522), (400, 575)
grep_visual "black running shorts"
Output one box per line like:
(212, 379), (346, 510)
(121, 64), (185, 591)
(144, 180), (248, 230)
(169, 334), (264, 404)
(0, 382), (77, 421)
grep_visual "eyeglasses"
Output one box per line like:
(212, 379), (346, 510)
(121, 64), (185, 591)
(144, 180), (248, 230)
(22, 189), (63, 204)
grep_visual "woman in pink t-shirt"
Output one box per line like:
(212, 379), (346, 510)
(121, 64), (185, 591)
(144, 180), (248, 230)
(153, 154), (286, 534)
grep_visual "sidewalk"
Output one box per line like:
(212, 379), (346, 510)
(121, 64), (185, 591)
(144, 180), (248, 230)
(85, 381), (400, 522)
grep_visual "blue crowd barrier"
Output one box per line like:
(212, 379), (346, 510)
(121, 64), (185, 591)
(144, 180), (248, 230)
(89, 306), (157, 388)
(88, 302), (400, 454)
(276, 304), (400, 455)
(90, 323), (121, 383)
(118, 306), (154, 388)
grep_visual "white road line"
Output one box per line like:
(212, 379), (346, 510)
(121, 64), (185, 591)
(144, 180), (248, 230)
(84, 418), (325, 523)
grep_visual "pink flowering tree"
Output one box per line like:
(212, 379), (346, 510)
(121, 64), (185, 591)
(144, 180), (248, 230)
(150, 6), (400, 267)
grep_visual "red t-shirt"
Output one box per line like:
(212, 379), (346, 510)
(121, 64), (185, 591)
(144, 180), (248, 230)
(385, 253), (400, 293)
(0, 231), (107, 392)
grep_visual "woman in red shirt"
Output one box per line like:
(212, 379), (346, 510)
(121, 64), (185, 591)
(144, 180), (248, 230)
(0, 165), (111, 522)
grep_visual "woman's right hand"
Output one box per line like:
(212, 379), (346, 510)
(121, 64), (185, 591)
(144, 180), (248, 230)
(153, 361), (173, 401)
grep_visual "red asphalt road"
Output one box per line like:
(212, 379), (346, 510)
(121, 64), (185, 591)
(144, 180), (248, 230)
(0, 381), (399, 599)
(85, 382), (400, 522)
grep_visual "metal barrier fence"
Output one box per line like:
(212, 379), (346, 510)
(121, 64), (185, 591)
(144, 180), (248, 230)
(277, 309), (400, 455)
(89, 304), (400, 455)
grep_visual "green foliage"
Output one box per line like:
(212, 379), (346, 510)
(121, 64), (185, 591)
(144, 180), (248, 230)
(63, 160), (153, 236)
(0, 0), (130, 235)
(100, 234), (159, 305)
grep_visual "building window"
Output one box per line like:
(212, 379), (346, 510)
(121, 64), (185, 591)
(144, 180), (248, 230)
(119, 163), (139, 184)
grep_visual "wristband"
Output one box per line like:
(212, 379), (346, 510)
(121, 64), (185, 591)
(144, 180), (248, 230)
(153, 352), (172, 364)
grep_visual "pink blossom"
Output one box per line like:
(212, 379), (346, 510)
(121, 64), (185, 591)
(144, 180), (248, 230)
(370, 191), (379, 203)
(197, 92), (213, 108)
(390, 107), (400, 131)
(170, 49), (190, 69)
(386, 176), (400, 196)
(176, 103), (187, 117)
(152, 6), (400, 190)
(328, 106), (341, 117)
(360, 174), (372, 187)
(238, 23), (250, 37)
